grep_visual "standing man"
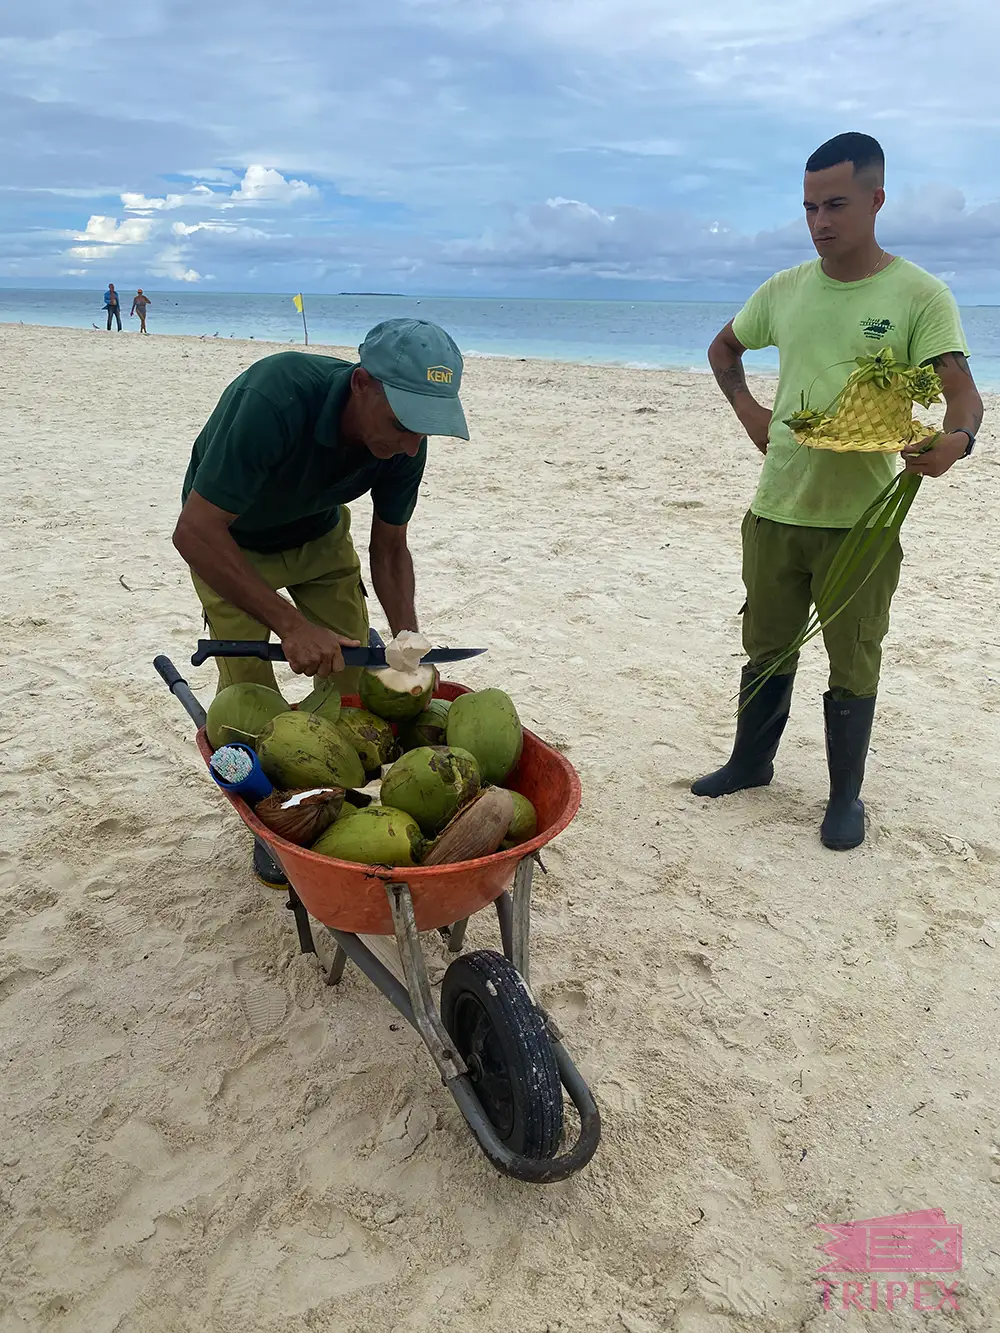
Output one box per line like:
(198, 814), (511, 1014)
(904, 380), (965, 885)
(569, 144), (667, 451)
(130, 288), (151, 333)
(104, 283), (121, 331)
(691, 133), (983, 850)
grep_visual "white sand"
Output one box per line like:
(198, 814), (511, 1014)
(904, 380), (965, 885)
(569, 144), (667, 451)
(2, 322), (999, 1332)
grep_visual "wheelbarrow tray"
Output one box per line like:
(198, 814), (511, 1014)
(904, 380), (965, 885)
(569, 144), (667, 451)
(197, 681), (581, 935)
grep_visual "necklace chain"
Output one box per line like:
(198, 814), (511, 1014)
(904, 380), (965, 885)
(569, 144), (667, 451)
(823, 247), (887, 282)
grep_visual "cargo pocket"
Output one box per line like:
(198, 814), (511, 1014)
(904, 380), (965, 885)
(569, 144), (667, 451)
(858, 612), (890, 644)
(848, 612), (891, 695)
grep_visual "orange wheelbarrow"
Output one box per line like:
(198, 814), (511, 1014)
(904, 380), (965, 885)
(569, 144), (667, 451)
(154, 653), (601, 1182)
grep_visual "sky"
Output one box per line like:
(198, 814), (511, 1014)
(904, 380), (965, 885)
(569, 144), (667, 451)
(2, 0), (999, 301)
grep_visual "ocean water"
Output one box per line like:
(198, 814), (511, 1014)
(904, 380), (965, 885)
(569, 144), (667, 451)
(3, 287), (1000, 387)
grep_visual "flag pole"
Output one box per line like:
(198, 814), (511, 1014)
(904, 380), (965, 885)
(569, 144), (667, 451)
(292, 293), (308, 345)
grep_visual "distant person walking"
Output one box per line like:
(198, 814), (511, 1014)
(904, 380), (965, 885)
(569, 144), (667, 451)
(104, 284), (121, 331)
(130, 288), (151, 334)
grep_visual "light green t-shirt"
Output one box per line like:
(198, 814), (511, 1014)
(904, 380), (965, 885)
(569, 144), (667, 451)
(733, 258), (969, 528)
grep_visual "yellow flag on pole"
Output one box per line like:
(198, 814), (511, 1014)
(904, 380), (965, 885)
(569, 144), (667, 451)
(291, 293), (304, 313)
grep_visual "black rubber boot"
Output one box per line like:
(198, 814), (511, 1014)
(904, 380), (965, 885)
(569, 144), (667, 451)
(820, 692), (876, 850)
(691, 667), (795, 798)
(253, 838), (288, 889)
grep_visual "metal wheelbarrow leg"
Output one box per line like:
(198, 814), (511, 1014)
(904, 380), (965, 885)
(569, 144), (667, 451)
(380, 880), (600, 1181)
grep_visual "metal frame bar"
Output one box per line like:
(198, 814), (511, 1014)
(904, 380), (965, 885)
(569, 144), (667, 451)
(439, 917), (469, 953)
(385, 883), (467, 1083)
(285, 887), (317, 955)
(511, 856), (533, 983)
(325, 943), (348, 986)
(326, 926), (415, 1020)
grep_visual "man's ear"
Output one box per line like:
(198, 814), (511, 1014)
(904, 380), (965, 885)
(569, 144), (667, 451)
(351, 366), (372, 394)
(872, 186), (886, 217)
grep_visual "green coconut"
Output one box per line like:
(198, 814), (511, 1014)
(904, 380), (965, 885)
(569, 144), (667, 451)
(503, 791), (538, 846)
(445, 689), (523, 785)
(335, 706), (399, 774)
(358, 664), (436, 722)
(397, 698), (452, 753)
(257, 710), (365, 790)
(205, 683), (288, 751)
(296, 679), (341, 724)
(311, 806), (425, 866)
(379, 746), (481, 836)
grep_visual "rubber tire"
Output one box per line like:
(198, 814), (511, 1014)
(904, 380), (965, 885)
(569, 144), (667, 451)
(440, 949), (563, 1160)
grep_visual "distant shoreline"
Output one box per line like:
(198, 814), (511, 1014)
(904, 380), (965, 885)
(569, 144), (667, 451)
(0, 319), (784, 381)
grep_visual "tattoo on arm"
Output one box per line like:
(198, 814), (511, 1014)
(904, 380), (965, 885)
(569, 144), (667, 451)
(715, 363), (750, 404)
(930, 351), (984, 433)
(931, 351), (974, 379)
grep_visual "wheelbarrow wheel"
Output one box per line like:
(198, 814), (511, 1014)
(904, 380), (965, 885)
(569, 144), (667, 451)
(440, 949), (563, 1160)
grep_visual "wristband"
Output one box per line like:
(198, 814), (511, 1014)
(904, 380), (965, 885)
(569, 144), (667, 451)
(954, 428), (976, 457)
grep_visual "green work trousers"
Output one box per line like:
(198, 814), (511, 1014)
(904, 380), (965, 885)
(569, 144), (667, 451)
(191, 508), (370, 697)
(740, 511), (902, 699)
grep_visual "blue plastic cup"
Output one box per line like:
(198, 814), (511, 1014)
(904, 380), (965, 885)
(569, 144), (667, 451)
(209, 743), (274, 805)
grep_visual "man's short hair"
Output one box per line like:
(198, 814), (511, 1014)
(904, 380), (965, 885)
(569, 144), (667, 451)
(806, 133), (885, 181)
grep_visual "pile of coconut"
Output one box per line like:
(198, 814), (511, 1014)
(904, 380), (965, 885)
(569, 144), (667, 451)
(204, 632), (537, 867)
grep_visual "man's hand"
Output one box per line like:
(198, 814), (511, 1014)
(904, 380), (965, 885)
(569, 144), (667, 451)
(901, 432), (968, 478)
(738, 401), (773, 455)
(280, 620), (360, 677)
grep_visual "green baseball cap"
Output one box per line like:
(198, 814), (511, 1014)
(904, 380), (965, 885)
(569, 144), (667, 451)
(359, 318), (469, 440)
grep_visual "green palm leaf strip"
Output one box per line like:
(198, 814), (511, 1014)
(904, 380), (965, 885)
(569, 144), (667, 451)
(737, 442), (935, 715)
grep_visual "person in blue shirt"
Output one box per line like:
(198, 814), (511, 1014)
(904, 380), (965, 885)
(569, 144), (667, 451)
(103, 283), (121, 331)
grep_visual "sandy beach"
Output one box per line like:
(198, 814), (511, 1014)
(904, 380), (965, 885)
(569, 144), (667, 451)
(3, 321), (1000, 1332)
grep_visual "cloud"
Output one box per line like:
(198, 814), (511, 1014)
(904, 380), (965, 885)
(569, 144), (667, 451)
(67, 214), (154, 257)
(150, 245), (203, 283)
(440, 187), (1000, 295)
(122, 168), (317, 214)
(0, 0), (998, 295)
(72, 216), (154, 245)
(228, 165), (318, 204)
(122, 185), (220, 212)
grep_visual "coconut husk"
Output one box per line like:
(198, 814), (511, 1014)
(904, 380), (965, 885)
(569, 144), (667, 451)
(421, 787), (515, 866)
(254, 787), (344, 845)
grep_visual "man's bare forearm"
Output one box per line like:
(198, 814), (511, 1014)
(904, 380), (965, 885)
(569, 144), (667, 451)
(943, 388), (984, 436)
(370, 548), (418, 638)
(173, 523), (301, 636)
(713, 360), (752, 406)
(708, 337), (761, 416)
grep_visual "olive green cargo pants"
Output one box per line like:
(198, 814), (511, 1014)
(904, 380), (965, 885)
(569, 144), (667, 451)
(191, 508), (370, 697)
(741, 511), (903, 699)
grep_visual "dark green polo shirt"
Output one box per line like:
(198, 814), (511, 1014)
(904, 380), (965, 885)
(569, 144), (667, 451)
(181, 352), (427, 553)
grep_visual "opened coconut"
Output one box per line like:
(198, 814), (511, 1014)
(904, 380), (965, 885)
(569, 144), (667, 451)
(397, 698), (451, 752)
(445, 688), (523, 785)
(502, 791), (538, 847)
(359, 666), (436, 722)
(206, 682), (287, 751)
(336, 706), (399, 774)
(254, 787), (344, 845)
(311, 806), (425, 867)
(358, 629), (436, 721)
(380, 746), (480, 836)
(257, 711), (365, 790)
(422, 787), (515, 866)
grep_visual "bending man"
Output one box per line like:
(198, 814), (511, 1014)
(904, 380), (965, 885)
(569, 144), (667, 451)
(173, 318), (469, 881)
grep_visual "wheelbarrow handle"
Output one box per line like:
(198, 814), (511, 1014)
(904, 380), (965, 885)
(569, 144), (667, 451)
(153, 654), (207, 730)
